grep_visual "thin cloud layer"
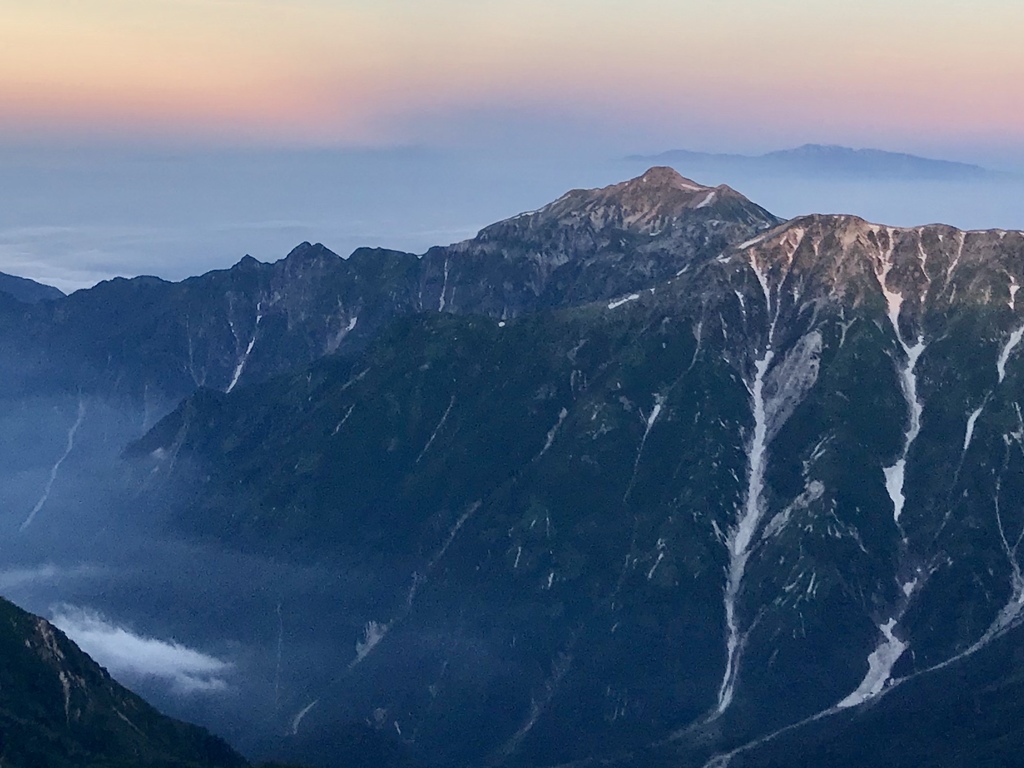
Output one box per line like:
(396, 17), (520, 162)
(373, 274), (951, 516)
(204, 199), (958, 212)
(50, 605), (232, 695)
(0, 564), (97, 593)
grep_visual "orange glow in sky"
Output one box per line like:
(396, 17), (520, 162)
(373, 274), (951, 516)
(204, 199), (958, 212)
(1, 0), (1022, 150)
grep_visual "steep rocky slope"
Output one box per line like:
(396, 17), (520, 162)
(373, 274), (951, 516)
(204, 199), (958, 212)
(126, 210), (1024, 766)
(0, 596), (247, 768)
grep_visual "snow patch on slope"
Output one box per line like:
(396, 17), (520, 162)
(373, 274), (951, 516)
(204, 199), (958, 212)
(608, 293), (640, 310)
(998, 327), (1024, 383)
(21, 398), (86, 531)
(837, 618), (908, 708)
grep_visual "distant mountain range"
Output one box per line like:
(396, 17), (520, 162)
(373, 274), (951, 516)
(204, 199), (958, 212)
(627, 144), (1003, 180)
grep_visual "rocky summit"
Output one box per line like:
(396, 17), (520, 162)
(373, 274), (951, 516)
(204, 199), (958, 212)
(3, 169), (1024, 767)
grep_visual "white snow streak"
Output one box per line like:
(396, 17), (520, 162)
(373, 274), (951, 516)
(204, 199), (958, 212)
(739, 233), (768, 250)
(290, 699), (319, 735)
(645, 399), (664, 432)
(607, 293), (640, 310)
(438, 257), (450, 312)
(717, 252), (777, 715)
(696, 191), (717, 209)
(348, 501), (481, 671)
(537, 407), (569, 459)
(963, 407), (984, 453)
(332, 404), (356, 435)
(647, 539), (667, 581)
(702, 466), (1024, 768)
(715, 231), (820, 716)
(734, 290), (746, 316)
(945, 230), (966, 285)
(647, 552), (665, 581)
(430, 502), (480, 569)
(873, 231), (926, 524)
(837, 230), (936, 712)
(921, 471), (1024, 673)
(624, 394), (666, 501)
(227, 302), (263, 393)
(491, 645), (574, 762)
(997, 327), (1024, 383)
(329, 314), (359, 353)
(836, 619), (908, 708)
(352, 621), (389, 667)
(984, 475), (1024, 641)
(416, 396), (455, 464)
(21, 398), (86, 531)
(717, 344), (773, 713)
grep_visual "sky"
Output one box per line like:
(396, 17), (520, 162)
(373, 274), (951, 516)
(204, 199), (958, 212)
(2, 0), (1023, 159)
(1, 0), (1023, 290)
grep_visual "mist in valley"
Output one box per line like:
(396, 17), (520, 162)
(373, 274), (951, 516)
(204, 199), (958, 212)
(0, 386), (426, 761)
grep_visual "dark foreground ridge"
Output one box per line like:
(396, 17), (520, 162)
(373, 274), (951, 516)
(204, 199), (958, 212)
(0, 596), (247, 768)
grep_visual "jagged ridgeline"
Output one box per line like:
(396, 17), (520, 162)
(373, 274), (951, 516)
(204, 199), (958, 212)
(5, 169), (1024, 767)
(0, 167), (775, 405)
(0, 596), (246, 768)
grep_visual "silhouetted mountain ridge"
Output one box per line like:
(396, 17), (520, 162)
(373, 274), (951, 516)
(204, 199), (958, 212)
(0, 270), (64, 304)
(0, 596), (247, 768)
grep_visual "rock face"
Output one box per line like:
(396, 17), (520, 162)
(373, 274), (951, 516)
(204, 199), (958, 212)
(7, 169), (1024, 767)
(0, 596), (247, 768)
(420, 167), (778, 318)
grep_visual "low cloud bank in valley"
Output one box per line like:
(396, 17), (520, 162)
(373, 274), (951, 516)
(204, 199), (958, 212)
(50, 605), (233, 695)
